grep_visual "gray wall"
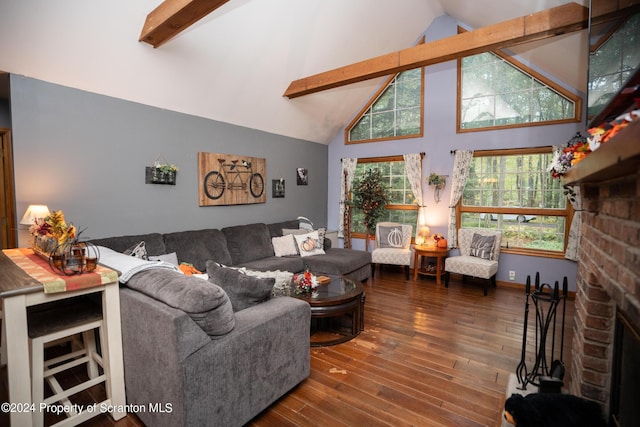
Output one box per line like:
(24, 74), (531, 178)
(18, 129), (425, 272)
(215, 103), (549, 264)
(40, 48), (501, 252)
(327, 15), (580, 290)
(10, 75), (328, 242)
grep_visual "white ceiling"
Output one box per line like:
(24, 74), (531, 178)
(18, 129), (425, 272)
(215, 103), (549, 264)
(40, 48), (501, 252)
(0, 0), (588, 144)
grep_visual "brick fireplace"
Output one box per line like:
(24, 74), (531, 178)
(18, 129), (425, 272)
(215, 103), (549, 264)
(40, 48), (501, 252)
(565, 119), (640, 421)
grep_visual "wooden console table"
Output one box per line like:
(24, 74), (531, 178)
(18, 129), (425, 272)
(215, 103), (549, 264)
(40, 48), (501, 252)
(0, 248), (126, 427)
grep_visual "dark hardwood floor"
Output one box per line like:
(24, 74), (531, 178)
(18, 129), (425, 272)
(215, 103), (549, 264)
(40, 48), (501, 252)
(1, 268), (575, 426)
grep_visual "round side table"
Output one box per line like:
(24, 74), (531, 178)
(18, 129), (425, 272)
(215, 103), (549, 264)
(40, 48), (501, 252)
(413, 245), (450, 285)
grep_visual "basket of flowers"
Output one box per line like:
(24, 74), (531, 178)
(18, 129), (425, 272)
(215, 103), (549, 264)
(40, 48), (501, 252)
(292, 269), (319, 295)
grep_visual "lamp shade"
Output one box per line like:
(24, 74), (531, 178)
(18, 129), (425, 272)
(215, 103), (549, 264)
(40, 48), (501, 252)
(20, 205), (50, 225)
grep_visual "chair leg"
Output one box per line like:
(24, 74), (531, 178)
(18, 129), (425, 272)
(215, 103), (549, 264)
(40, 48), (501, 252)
(444, 272), (449, 288)
(483, 281), (489, 296)
(371, 263), (376, 278)
(404, 265), (409, 280)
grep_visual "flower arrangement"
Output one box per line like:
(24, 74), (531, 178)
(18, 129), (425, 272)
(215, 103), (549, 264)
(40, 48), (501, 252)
(293, 269), (318, 295)
(30, 210), (77, 252)
(432, 233), (444, 243)
(547, 132), (591, 178)
(548, 106), (640, 178)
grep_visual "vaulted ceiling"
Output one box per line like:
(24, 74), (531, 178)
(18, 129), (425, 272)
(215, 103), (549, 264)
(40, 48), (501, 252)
(0, 1), (590, 144)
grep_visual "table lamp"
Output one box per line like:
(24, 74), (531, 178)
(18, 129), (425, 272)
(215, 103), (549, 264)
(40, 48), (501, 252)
(20, 204), (50, 226)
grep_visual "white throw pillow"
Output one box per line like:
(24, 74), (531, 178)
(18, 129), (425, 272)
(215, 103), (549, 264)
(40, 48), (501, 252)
(271, 234), (298, 257)
(149, 252), (179, 266)
(293, 230), (325, 257)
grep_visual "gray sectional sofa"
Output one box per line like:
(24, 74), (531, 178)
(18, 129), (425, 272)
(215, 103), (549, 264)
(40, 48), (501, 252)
(89, 219), (371, 427)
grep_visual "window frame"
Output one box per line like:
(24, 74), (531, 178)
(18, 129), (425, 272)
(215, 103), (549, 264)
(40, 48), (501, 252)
(350, 155), (418, 240)
(456, 28), (582, 133)
(455, 147), (574, 259)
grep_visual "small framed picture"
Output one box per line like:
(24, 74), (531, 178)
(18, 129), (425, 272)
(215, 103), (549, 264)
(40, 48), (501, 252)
(272, 179), (285, 198)
(296, 168), (308, 185)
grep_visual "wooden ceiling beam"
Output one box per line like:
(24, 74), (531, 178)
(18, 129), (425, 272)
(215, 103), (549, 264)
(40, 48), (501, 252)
(140, 0), (230, 48)
(284, 2), (589, 99)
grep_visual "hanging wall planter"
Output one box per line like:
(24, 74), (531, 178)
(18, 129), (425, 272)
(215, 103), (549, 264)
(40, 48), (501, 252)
(146, 156), (178, 185)
(428, 173), (447, 203)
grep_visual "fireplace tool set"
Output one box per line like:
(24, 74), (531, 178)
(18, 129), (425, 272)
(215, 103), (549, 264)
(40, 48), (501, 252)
(515, 272), (569, 393)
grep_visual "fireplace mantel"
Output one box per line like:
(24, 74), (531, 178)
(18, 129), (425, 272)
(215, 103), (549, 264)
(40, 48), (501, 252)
(562, 118), (640, 186)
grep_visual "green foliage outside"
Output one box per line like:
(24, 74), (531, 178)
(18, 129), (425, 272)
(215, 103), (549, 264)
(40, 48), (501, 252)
(460, 52), (575, 129)
(349, 69), (422, 142)
(588, 12), (640, 119)
(461, 152), (568, 252)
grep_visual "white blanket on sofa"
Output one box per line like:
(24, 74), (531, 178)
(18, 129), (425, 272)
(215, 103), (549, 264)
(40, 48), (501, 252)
(97, 246), (181, 283)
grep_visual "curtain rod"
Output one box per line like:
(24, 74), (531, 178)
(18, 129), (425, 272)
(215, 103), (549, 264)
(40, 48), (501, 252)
(341, 152), (425, 162)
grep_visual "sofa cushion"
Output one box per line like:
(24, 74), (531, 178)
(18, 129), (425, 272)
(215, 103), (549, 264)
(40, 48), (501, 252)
(125, 269), (235, 338)
(222, 223), (274, 265)
(89, 233), (166, 257)
(272, 234), (298, 257)
(238, 256), (305, 273)
(206, 261), (275, 312)
(163, 229), (232, 271)
(302, 247), (371, 276)
(267, 220), (300, 237)
(293, 231), (325, 257)
(124, 241), (149, 259)
(469, 233), (496, 260)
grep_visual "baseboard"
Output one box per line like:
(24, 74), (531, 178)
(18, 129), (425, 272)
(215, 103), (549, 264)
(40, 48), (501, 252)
(496, 280), (576, 299)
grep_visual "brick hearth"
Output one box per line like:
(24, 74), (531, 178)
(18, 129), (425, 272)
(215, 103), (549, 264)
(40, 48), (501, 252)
(569, 172), (640, 413)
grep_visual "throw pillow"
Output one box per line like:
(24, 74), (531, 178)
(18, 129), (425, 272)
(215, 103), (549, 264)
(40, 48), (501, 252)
(293, 230), (325, 257)
(148, 252), (179, 266)
(206, 261), (275, 312)
(125, 269), (235, 339)
(378, 225), (404, 248)
(271, 234), (298, 257)
(123, 241), (148, 260)
(469, 233), (496, 260)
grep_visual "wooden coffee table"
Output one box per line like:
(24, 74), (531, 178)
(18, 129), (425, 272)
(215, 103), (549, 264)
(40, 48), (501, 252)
(292, 275), (365, 347)
(413, 245), (450, 285)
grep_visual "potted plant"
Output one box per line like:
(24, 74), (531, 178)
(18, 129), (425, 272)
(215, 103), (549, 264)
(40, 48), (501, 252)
(150, 162), (179, 184)
(351, 168), (389, 250)
(428, 173), (447, 203)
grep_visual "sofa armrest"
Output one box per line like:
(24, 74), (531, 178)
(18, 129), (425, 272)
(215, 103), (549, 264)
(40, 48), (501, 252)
(180, 296), (311, 427)
(119, 287), (212, 426)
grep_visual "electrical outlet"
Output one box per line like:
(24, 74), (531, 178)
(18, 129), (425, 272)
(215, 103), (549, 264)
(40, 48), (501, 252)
(509, 270), (516, 281)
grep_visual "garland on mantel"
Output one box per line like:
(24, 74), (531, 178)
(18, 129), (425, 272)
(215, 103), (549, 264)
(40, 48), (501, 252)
(548, 101), (640, 179)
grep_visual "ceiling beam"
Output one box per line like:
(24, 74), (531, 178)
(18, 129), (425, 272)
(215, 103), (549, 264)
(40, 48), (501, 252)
(284, 2), (590, 99)
(140, 0), (230, 48)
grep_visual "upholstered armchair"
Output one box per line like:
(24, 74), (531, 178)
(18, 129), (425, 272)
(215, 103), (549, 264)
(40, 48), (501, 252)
(371, 222), (413, 280)
(444, 228), (502, 296)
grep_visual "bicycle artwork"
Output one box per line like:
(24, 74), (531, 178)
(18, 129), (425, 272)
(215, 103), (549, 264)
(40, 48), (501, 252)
(198, 152), (266, 206)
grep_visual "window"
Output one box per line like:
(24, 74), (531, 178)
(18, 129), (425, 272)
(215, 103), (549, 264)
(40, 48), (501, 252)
(350, 156), (417, 236)
(346, 68), (424, 144)
(456, 148), (572, 257)
(458, 51), (581, 132)
(588, 12), (640, 120)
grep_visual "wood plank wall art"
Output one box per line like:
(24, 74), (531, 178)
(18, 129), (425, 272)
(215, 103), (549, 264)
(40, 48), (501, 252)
(198, 152), (266, 206)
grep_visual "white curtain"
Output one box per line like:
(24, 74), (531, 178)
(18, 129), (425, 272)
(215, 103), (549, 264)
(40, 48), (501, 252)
(403, 153), (425, 239)
(551, 144), (581, 261)
(447, 150), (474, 247)
(338, 158), (357, 239)
(564, 184), (582, 261)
